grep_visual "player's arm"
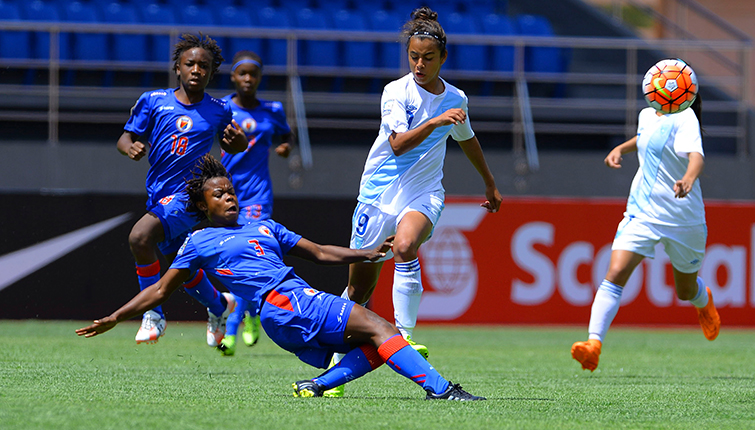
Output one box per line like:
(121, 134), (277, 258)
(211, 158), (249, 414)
(287, 236), (394, 265)
(117, 131), (148, 161)
(221, 120), (248, 154)
(389, 108), (466, 156)
(604, 135), (638, 169)
(275, 132), (295, 158)
(75, 268), (192, 338)
(674, 151), (704, 198)
(457, 136), (502, 213)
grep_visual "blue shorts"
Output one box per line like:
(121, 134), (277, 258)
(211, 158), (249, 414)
(238, 203), (273, 224)
(149, 193), (201, 255)
(260, 277), (355, 369)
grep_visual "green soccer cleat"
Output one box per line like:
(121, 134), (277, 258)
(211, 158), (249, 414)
(406, 335), (429, 360)
(217, 334), (236, 356)
(292, 380), (325, 398)
(242, 311), (261, 346)
(322, 355), (344, 398)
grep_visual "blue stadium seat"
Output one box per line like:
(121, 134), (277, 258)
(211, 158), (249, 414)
(62, 1), (107, 61)
(333, 9), (375, 68)
(141, 3), (176, 62)
(481, 13), (514, 72)
(366, 9), (402, 69)
(256, 7), (291, 66)
(293, 8), (337, 67)
(101, 2), (147, 62)
(178, 4), (215, 27)
(238, 0), (273, 9)
(317, 0), (351, 13)
(217, 6), (263, 61)
(21, 0), (69, 60)
(515, 14), (563, 73)
(443, 12), (486, 71)
(0, 2), (32, 59)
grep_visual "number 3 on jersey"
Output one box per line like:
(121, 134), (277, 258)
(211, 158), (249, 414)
(170, 134), (189, 156)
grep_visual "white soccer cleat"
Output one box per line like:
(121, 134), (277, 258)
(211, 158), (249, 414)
(135, 310), (166, 344)
(207, 293), (236, 347)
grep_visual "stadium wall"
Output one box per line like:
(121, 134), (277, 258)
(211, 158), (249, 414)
(2, 192), (755, 327)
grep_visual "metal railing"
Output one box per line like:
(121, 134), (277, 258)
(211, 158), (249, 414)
(0, 20), (751, 165)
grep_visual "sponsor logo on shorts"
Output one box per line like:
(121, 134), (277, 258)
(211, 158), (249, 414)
(336, 302), (347, 324)
(176, 116), (193, 132)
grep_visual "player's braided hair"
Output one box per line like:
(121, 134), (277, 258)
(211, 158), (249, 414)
(186, 154), (232, 220)
(172, 33), (224, 77)
(401, 7), (447, 56)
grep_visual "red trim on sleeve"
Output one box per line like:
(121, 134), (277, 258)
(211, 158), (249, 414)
(265, 289), (294, 312)
(183, 269), (205, 289)
(359, 345), (384, 370)
(377, 334), (409, 361)
(135, 261), (160, 277)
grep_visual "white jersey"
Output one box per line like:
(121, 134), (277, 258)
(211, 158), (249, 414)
(626, 107), (705, 226)
(357, 73), (475, 215)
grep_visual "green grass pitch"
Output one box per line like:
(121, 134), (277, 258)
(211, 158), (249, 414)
(1, 320), (754, 430)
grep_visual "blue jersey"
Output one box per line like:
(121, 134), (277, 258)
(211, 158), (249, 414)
(170, 219), (302, 312)
(220, 95), (291, 208)
(125, 88), (233, 210)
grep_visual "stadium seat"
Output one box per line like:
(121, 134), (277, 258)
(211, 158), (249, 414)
(62, 1), (108, 61)
(443, 12), (486, 71)
(256, 7), (291, 66)
(481, 13), (514, 72)
(0, 2), (32, 59)
(21, 0), (69, 60)
(101, 2), (147, 62)
(141, 3), (177, 62)
(515, 14), (563, 73)
(366, 9), (402, 69)
(217, 6), (263, 62)
(293, 8), (337, 67)
(333, 9), (376, 68)
(177, 4), (216, 27)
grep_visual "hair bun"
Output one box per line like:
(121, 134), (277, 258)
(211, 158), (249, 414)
(411, 7), (438, 21)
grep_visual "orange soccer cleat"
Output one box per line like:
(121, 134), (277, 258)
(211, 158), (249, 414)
(696, 287), (720, 341)
(571, 339), (602, 372)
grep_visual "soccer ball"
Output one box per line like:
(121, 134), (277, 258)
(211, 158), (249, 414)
(642, 59), (698, 114)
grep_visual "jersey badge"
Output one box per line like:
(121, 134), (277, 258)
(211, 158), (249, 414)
(159, 195), (175, 205)
(176, 116), (193, 132)
(258, 226), (272, 236)
(241, 118), (257, 133)
(381, 100), (394, 117)
(303, 288), (318, 296)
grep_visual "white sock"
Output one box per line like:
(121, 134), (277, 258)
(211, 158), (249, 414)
(393, 258), (422, 339)
(689, 277), (709, 308)
(587, 280), (623, 342)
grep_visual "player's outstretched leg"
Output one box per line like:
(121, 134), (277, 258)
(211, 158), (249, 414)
(571, 339), (602, 372)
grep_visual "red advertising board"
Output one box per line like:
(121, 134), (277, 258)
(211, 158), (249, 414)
(368, 196), (755, 326)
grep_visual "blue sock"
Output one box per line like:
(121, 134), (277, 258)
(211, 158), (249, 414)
(313, 345), (383, 389)
(378, 334), (449, 395)
(225, 294), (248, 337)
(136, 261), (163, 318)
(183, 270), (225, 316)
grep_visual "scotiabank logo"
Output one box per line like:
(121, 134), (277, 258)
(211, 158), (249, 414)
(369, 198), (755, 326)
